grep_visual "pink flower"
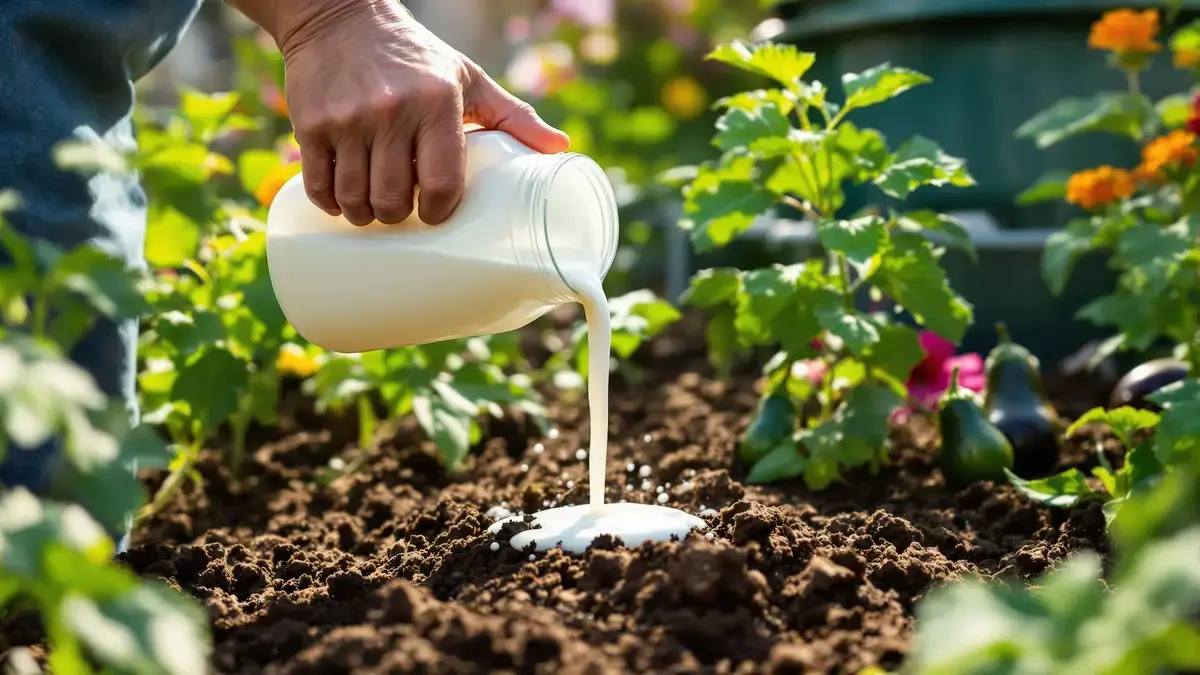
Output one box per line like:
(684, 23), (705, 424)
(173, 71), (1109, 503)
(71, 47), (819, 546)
(505, 16), (532, 44)
(892, 331), (985, 423)
(551, 0), (614, 28)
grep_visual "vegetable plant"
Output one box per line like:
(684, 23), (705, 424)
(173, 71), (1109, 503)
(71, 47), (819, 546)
(556, 289), (683, 388)
(1007, 377), (1200, 526)
(671, 39), (976, 488)
(982, 324), (1062, 477)
(937, 366), (1014, 487)
(1021, 6), (1200, 374)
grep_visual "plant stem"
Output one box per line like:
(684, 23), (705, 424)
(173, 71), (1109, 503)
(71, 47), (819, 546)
(819, 358), (836, 423)
(31, 293), (47, 339)
(137, 438), (202, 523)
(782, 195), (821, 223)
(836, 252), (854, 309)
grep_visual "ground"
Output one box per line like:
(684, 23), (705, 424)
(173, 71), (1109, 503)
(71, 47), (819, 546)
(3, 319), (1117, 674)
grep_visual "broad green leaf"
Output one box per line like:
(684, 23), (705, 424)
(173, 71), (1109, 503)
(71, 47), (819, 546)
(1114, 217), (1198, 295)
(179, 88), (239, 143)
(713, 88), (797, 116)
(705, 309), (739, 377)
(154, 310), (226, 359)
(1154, 400), (1200, 465)
(895, 211), (976, 259)
(862, 322), (925, 384)
(814, 299), (880, 356)
(1075, 291), (1161, 350)
(817, 216), (886, 266)
(829, 122), (890, 184)
(874, 232), (973, 342)
(1015, 92), (1152, 148)
(713, 103), (792, 152)
(1042, 219), (1096, 297)
(1005, 468), (1101, 508)
(170, 347), (249, 431)
(734, 265), (800, 344)
(706, 40), (816, 89)
(413, 392), (473, 471)
(1147, 379), (1200, 408)
(144, 205), (201, 269)
(1066, 406), (1161, 448)
(1157, 93), (1193, 129)
(682, 268), (741, 308)
(608, 289), (682, 337)
(237, 149), (283, 196)
(680, 180), (776, 251)
(875, 136), (974, 200)
(1017, 172), (1071, 205)
(1122, 439), (1165, 498)
(745, 440), (807, 484)
(841, 64), (931, 113)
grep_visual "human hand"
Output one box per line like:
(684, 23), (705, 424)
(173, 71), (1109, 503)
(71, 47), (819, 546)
(275, 0), (569, 225)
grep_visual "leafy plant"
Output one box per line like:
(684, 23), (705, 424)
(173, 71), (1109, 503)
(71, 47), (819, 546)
(671, 39), (976, 488)
(1021, 7), (1200, 372)
(1006, 378), (1200, 525)
(554, 289), (682, 388)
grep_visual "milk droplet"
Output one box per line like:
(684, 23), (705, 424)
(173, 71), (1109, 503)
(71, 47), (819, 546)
(656, 493), (669, 504)
(664, 483), (671, 489)
(638, 465), (651, 478)
(643, 434), (652, 443)
(328, 457), (346, 471)
(534, 443), (545, 454)
(566, 480), (575, 489)
(687, 469), (697, 477)
(486, 506), (513, 520)
(626, 462), (635, 472)
(624, 484), (633, 492)
(490, 542), (500, 552)
(705, 532), (714, 540)
(548, 428), (560, 440)
(655, 486), (664, 494)
(520, 464), (529, 472)
(575, 449), (587, 461)
(529, 554), (536, 561)
(699, 508), (719, 518)
(640, 480), (652, 491)
(681, 481), (693, 491)
(699, 504), (707, 511)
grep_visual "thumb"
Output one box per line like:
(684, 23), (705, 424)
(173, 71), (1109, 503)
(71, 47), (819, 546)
(466, 69), (570, 154)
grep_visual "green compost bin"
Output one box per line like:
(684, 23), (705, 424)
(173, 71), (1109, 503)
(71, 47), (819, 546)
(776, 0), (1200, 366)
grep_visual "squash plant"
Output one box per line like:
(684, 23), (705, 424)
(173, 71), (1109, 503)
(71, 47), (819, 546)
(1021, 7), (1200, 374)
(0, 205), (211, 673)
(670, 39), (976, 488)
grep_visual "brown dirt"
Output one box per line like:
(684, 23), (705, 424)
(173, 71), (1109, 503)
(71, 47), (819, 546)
(3, 320), (1117, 674)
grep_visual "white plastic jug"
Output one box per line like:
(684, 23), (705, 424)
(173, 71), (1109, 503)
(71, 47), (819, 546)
(265, 130), (619, 353)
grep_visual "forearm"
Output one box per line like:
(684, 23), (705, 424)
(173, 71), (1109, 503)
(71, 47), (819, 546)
(223, 0), (406, 57)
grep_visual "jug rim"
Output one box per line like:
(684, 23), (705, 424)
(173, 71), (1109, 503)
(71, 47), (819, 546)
(535, 152), (619, 297)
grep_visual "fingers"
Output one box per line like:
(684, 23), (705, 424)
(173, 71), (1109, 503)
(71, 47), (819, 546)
(333, 139), (374, 226)
(414, 105), (466, 224)
(370, 127), (415, 224)
(298, 140), (339, 216)
(466, 69), (570, 154)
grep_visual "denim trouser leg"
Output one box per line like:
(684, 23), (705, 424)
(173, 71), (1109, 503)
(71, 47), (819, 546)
(0, 314), (140, 552)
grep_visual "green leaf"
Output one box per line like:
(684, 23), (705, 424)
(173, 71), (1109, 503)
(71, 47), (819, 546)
(862, 322), (926, 384)
(682, 268), (741, 308)
(1066, 406), (1161, 448)
(713, 103), (792, 152)
(841, 64), (931, 113)
(1075, 291), (1161, 350)
(237, 149), (283, 196)
(1122, 439), (1165, 499)
(1154, 401), (1200, 465)
(874, 232), (973, 342)
(1114, 217), (1199, 295)
(745, 440), (808, 484)
(895, 211), (976, 259)
(817, 216), (886, 266)
(413, 392), (473, 471)
(814, 299), (880, 356)
(1017, 172), (1071, 205)
(705, 309), (739, 377)
(875, 136), (974, 200)
(1042, 219), (1096, 297)
(733, 264), (801, 345)
(1157, 93), (1193, 129)
(1015, 93), (1153, 148)
(170, 347), (250, 431)
(797, 385), (899, 489)
(680, 180), (776, 251)
(1005, 468), (1101, 508)
(154, 310), (226, 359)
(179, 88), (240, 142)
(713, 88), (796, 116)
(706, 40), (816, 89)
(145, 205), (202, 269)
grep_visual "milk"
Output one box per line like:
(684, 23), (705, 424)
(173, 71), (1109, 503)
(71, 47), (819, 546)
(487, 267), (707, 554)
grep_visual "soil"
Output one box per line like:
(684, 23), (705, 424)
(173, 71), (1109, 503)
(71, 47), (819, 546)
(3, 317), (1119, 674)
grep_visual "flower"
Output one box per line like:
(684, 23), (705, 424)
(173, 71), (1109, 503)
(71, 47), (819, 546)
(892, 331), (985, 423)
(1065, 166), (1136, 210)
(1088, 9), (1161, 56)
(1136, 129), (1199, 180)
(551, 0), (614, 28)
(262, 77), (288, 118)
(1188, 94), (1200, 136)
(1175, 48), (1200, 69)
(661, 76), (708, 120)
(505, 42), (577, 97)
(276, 343), (319, 378)
(254, 162), (302, 207)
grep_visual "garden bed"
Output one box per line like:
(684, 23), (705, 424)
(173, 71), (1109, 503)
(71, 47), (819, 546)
(41, 320), (1115, 674)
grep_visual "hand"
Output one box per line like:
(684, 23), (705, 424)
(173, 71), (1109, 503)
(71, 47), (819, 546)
(275, 0), (569, 225)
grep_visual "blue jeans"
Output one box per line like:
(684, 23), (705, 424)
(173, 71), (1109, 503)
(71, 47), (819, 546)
(0, 0), (200, 553)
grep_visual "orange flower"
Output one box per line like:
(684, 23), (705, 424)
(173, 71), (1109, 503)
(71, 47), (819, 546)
(1174, 48), (1200, 69)
(254, 162), (302, 207)
(1065, 166), (1136, 210)
(1088, 9), (1161, 55)
(661, 76), (708, 120)
(1136, 130), (1198, 180)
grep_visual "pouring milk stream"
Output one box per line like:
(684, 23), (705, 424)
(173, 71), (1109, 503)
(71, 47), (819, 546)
(266, 130), (705, 553)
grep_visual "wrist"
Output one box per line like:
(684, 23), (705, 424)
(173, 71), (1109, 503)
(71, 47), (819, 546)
(254, 0), (413, 61)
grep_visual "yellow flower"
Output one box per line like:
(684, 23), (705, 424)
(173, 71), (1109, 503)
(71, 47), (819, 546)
(1088, 9), (1161, 55)
(1066, 166), (1136, 210)
(1136, 129), (1198, 180)
(254, 161), (302, 207)
(661, 76), (708, 120)
(1174, 48), (1200, 69)
(276, 343), (319, 378)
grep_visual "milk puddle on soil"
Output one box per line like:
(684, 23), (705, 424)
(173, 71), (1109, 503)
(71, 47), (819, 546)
(487, 267), (706, 554)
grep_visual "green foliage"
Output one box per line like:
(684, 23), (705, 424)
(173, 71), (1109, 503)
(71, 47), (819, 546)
(674, 39), (974, 488)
